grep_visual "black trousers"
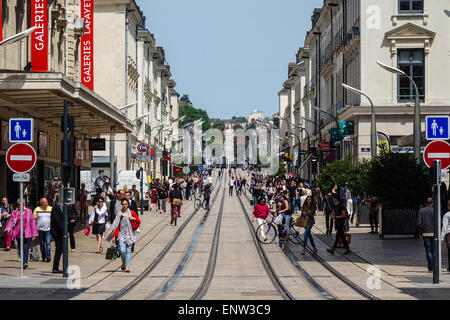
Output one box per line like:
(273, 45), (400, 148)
(369, 211), (379, 231)
(68, 223), (76, 249)
(332, 221), (348, 249)
(53, 236), (63, 270)
(229, 186), (233, 196)
(325, 211), (333, 232)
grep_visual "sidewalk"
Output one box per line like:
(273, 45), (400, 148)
(310, 211), (450, 299)
(0, 203), (185, 298)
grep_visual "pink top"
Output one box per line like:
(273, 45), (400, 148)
(253, 203), (270, 220)
(5, 208), (38, 240)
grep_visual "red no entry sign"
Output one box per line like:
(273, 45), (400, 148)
(423, 140), (450, 170)
(6, 143), (37, 173)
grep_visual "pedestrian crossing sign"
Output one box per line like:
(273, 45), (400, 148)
(426, 116), (449, 141)
(9, 118), (34, 143)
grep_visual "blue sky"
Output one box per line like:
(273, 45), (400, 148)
(137, 0), (323, 119)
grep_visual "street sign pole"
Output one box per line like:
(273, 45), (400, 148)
(140, 168), (144, 216)
(20, 182), (24, 278)
(62, 100), (69, 278)
(433, 160), (441, 284)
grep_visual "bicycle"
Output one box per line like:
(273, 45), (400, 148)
(171, 204), (179, 226)
(194, 194), (208, 210)
(255, 213), (302, 244)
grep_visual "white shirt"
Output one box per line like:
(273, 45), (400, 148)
(89, 205), (108, 224)
(208, 176), (213, 184)
(229, 179), (235, 186)
(441, 211), (450, 239)
(300, 195), (308, 208)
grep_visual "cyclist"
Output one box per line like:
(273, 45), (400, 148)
(169, 184), (183, 224)
(203, 184), (211, 209)
(277, 191), (291, 241)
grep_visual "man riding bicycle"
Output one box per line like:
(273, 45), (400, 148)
(169, 184), (183, 225)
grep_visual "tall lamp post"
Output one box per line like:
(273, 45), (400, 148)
(342, 83), (377, 160)
(376, 60), (421, 163)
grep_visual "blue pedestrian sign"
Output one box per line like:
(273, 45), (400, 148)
(426, 116), (449, 141)
(198, 165), (204, 171)
(9, 118), (34, 143)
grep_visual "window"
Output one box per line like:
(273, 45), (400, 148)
(399, 0), (423, 13)
(398, 49), (425, 101)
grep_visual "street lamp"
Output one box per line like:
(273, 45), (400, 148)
(0, 26), (37, 47)
(376, 60), (421, 163)
(342, 83), (377, 159)
(119, 101), (138, 111)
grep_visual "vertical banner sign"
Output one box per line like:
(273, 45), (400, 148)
(81, 0), (94, 90)
(31, 0), (48, 72)
(0, 0), (3, 42)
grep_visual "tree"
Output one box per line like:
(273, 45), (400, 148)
(232, 116), (248, 123)
(368, 153), (431, 208)
(211, 120), (225, 132)
(179, 98), (211, 132)
(318, 159), (360, 194)
(180, 94), (192, 104)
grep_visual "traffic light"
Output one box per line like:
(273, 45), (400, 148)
(330, 128), (343, 145)
(340, 120), (355, 136)
(61, 139), (74, 182)
(162, 150), (168, 158)
(162, 159), (168, 177)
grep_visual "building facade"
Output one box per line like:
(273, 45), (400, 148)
(280, 0), (450, 181)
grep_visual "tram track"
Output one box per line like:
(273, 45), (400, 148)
(146, 173), (226, 300)
(106, 174), (222, 300)
(238, 171), (379, 300)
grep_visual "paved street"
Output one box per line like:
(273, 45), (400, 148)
(0, 171), (449, 300)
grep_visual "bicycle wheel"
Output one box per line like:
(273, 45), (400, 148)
(194, 199), (201, 210)
(289, 225), (302, 244)
(255, 222), (277, 244)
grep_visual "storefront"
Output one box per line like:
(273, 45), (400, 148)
(0, 71), (134, 208)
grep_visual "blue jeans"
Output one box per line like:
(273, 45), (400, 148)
(253, 195), (258, 207)
(423, 237), (433, 270)
(118, 240), (133, 268)
(16, 237), (32, 264)
(282, 213), (292, 235)
(38, 230), (52, 260)
(289, 198), (296, 213)
(303, 223), (316, 248)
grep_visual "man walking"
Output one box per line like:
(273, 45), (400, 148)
(131, 185), (140, 210)
(417, 197), (434, 272)
(327, 195), (351, 254)
(50, 197), (66, 273)
(229, 177), (235, 196)
(33, 198), (53, 263)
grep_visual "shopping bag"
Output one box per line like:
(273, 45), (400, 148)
(105, 245), (117, 260)
(84, 226), (91, 236)
(274, 214), (283, 225)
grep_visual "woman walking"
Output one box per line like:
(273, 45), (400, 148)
(89, 197), (108, 254)
(277, 191), (291, 241)
(252, 197), (271, 242)
(150, 185), (158, 212)
(105, 199), (140, 273)
(1, 197), (13, 250)
(300, 196), (318, 255)
(4, 200), (38, 269)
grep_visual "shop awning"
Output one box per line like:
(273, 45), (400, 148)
(0, 71), (134, 136)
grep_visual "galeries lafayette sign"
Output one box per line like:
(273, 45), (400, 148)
(31, 0), (48, 72)
(81, 0), (94, 90)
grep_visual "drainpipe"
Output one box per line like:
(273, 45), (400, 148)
(125, 7), (130, 170)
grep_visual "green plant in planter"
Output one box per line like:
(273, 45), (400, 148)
(368, 153), (431, 209)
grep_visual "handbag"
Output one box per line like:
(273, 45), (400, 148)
(295, 216), (308, 228)
(105, 245), (117, 260)
(84, 226), (91, 236)
(338, 233), (352, 246)
(30, 247), (40, 262)
(130, 219), (140, 231)
(173, 198), (182, 207)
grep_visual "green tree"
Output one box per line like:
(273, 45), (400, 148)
(232, 116), (248, 123)
(318, 159), (360, 194)
(179, 98), (211, 132)
(368, 153), (431, 208)
(211, 120), (225, 132)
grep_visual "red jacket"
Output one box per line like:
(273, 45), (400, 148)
(113, 210), (140, 238)
(253, 204), (270, 220)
